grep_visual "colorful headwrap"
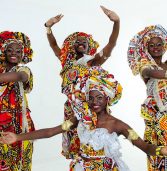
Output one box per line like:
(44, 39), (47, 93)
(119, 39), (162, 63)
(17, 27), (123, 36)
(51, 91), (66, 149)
(0, 31), (33, 66)
(127, 25), (167, 75)
(69, 66), (122, 129)
(60, 32), (99, 72)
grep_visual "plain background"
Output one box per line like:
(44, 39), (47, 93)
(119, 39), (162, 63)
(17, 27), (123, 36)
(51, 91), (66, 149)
(1, 0), (167, 170)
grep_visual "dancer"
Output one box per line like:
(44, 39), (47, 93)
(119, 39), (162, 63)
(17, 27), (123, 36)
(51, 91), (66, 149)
(1, 66), (167, 171)
(44, 5), (120, 159)
(0, 31), (35, 171)
(127, 25), (167, 170)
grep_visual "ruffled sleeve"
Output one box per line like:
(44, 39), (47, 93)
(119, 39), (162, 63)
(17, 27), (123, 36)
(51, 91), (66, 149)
(17, 66), (33, 93)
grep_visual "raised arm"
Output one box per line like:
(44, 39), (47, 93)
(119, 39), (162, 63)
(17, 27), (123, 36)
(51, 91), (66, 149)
(117, 120), (167, 156)
(0, 117), (78, 144)
(45, 14), (64, 60)
(91, 6), (120, 66)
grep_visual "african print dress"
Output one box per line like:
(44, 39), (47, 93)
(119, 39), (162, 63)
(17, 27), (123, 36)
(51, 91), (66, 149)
(61, 56), (90, 159)
(141, 64), (167, 170)
(0, 66), (35, 171)
(69, 122), (130, 171)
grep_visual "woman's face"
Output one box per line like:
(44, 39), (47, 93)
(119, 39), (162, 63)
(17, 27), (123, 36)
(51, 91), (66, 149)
(5, 43), (23, 64)
(147, 37), (164, 58)
(5, 42), (23, 64)
(74, 36), (89, 55)
(88, 90), (108, 114)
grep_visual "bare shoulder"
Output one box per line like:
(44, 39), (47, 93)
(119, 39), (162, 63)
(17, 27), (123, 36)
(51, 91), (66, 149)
(112, 117), (130, 135)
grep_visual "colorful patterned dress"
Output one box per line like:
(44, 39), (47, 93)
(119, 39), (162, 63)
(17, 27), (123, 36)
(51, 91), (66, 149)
(0, 66), (35, 171)
(69, 122), (130, 171)
(141, 64), (167, 170)
(61, 56), (91, 159)
(127, 25), (167, 170)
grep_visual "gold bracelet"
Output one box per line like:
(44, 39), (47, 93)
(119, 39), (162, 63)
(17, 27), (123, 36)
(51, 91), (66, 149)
(61, 120), (73, 131)
(46, 27), (52, 34)
(127, 129), (139, 142)
(156, 146), (163, 156)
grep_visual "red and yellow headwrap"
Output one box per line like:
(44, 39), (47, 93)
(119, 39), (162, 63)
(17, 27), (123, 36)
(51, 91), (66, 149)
(69, 66), (122, 129)
(60, 32), (99, 70)
(0, 31), (33, 66)
(127, 25), (167, 75)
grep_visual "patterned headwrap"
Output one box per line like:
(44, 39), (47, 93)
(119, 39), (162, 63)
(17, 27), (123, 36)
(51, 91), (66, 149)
(60, 32), (99, 72)
(127, 25), (167, 75)
(69, 66), (122, 129)
(0, 31), (33, 66)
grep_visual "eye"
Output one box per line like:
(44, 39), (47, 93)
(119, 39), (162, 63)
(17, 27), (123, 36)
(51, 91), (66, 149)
(97, 96), (103, 100)
(157, 43), (163, 47)
(16, 49), (21, 54)
(89, 96), (93, 102)
(148, 44), (154, 48)
(6, 49), (12, 53)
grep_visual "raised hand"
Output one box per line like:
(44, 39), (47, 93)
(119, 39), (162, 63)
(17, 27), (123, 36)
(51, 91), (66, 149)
(100, 6), (119, 22)
(0, 132), (18, 144)
(45, 14), (64, 27)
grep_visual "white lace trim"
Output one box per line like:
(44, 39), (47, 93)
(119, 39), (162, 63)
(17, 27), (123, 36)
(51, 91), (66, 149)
(77, 122), (131, 171)
(74, 54), (94, 66)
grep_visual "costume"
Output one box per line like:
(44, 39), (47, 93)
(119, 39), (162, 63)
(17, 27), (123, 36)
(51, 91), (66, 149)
(69, 66), (129, 171)
(127, 25), (167, 170)
(60, 32), (99, 159)
(0, 31), (34, 171)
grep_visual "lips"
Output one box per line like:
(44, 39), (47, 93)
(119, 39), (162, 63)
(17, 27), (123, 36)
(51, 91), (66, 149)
(9, 56), (18, 62)
(77, 44), (85, 50)
(92, 105), (100, 110)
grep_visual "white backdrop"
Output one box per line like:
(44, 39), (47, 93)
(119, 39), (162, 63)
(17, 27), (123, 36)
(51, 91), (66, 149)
(1, 0), (167, 170)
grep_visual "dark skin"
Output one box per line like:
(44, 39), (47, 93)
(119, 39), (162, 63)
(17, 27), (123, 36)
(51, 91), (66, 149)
(0, 43), (29, 83)
(88, 90), (167, 156)
(142, 37), (167, 83)
(45, 6), (120, 66)
(1, 90), (167, 156)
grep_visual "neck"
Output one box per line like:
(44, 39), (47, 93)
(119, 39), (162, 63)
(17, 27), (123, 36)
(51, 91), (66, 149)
(76, 53), (84, 60)
(153, 56), (163, 66)
(97, 110), (109, 120)
(6, 62), (17, 71)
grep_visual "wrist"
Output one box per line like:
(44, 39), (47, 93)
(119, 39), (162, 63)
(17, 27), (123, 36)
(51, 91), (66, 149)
(44, 23), (52, 34)
(114, 19), (120, 24)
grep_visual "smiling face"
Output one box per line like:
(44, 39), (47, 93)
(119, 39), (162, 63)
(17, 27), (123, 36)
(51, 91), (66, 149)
(147, 37), (164, 58)
(5, 42), (23, 65)
(74, 36), (89, 56)
(88, 90), (108, 114)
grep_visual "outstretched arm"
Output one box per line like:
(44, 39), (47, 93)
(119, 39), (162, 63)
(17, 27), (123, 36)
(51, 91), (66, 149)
(0, 71), (29, 83)
(45, 14), (64, 59)
(0, 117), (78, 144)
(142, 68), (167, 79)
(117, 120), (167, 156)
(91, 6), (120, 66)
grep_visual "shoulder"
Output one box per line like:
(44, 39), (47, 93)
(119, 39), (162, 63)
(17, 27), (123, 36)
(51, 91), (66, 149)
(112, 117), (129, 135)
(17, 66), (32, 78)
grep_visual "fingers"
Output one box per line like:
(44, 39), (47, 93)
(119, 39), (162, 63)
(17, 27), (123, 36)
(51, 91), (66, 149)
(53, 14), (64, 22)
(100, 5), (119, 22)
(45, 14), (64, 27)
(100, 5), (110, 15)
